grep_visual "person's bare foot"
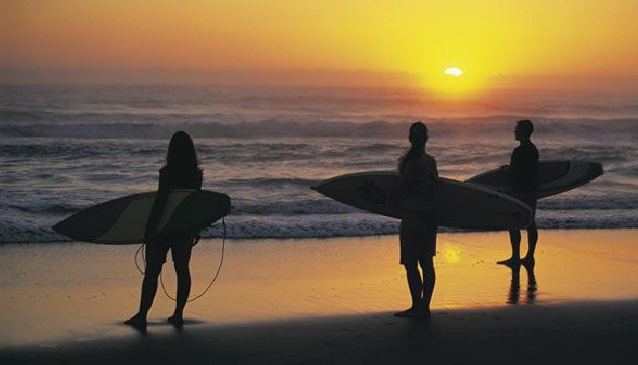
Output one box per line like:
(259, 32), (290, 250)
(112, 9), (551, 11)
(167, 313), (184, 329)
(124, 313), (147, 333)
(497, 257), (521, 267)
(394, 307), (431, 318)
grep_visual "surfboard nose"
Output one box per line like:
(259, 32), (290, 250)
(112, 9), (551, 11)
(591, 162), (604, 178)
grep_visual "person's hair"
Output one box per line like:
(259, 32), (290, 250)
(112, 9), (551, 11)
(517, 119), (534, 137)
(398, 122), (428, 173)
(166, 131), (199, 172)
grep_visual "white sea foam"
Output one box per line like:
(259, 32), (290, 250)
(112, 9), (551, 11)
(1, 85), (636, 243)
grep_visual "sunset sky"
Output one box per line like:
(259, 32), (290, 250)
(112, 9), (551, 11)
(2, 0), (638, 90)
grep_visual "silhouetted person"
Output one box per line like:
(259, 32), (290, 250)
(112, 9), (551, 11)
(125, 131), (203, 331)
(394, 122), (438, 318)
(498, 119), (538, 266)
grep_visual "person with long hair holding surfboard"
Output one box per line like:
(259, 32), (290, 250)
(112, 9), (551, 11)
(497, 119), (539, 266)
(394, 122), (438, 318)
(125, 131), (203, 331)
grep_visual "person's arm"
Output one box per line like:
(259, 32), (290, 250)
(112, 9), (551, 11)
(506, 147), (519, 174)
(512, 146), (526, 170)
(196, 169), (203, 189)
(191, 169), (204, 245)
(422, 156), (437, 201)
(430, 157), (439, 179)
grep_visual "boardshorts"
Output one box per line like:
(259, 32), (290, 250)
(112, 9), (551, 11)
(512, 191), (537, 212)
(145, 235), (195, 267)
(400, 210), (438, 265)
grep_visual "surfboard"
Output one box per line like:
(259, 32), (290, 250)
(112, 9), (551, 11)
(53, 190), (231, 244)
(312, 172), (533, 230)
(465, 160), (603, 199)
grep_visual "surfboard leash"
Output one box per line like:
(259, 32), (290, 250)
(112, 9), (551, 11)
(134, 243), (146, 275)
(157, 217), (227, 302)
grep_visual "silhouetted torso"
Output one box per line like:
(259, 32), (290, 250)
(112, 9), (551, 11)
(398, 154), (438, 211)
(510, 141), (538, 192)
(146, 166), (203, 240)
(159, 166), (203, 191)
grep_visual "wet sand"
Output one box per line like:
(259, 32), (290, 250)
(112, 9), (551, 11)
(2, 230), (638, 363)
(3, 300), (638, 364)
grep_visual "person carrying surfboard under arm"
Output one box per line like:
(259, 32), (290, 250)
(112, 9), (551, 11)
(125, 131), (204, 331)
(394, 122), (438, 318)
(497, 119), (539, 267)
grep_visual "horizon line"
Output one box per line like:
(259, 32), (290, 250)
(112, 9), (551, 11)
(2, 67), (638, 91)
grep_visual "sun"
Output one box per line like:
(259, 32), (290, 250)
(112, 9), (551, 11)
(417, 66), (485, 98)
(444, 67), (463, 77)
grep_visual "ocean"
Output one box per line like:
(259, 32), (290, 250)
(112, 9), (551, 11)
(1, 85), (637, 243)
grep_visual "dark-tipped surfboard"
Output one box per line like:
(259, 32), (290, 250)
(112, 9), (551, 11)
(53, 190), (231, 244)
(465, 160), (603, 199)
(312, 172), (532, 230)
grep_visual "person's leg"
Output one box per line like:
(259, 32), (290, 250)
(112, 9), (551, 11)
(405, 261), (423, 309)
(396, 216), (431, 318)
(498, 230), (521, 265)
(125, 261), (161, 330)
(125, 243), (167, 330)
(139, 262), (162, 315)
(170, 262), (191, 326)
(168, 238), (193, 327)
(419, 255), (435, 315)
(522, 223), (538, 263)
(394, 261), (423, 317)
(522, 197), (538, 264)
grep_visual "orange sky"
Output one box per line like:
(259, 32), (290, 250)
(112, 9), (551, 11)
(2, 0), (638, 90)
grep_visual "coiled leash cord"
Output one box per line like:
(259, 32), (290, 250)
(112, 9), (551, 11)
(135, 218), (226, 303)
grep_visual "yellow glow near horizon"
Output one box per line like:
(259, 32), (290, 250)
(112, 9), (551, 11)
(422, 67), (485, 98)
(2, 0), (638, 91)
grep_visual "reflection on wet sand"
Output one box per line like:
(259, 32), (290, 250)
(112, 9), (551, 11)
(2, 230), (638, 346)
(506, 260), (537, 305)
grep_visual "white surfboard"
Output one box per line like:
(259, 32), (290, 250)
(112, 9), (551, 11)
(53, 190), (231, 244)
(466, 160), (603, 199)
(312, 172), (533, 230)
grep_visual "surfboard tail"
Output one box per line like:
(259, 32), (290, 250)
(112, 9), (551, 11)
(52, 194), (141, 242)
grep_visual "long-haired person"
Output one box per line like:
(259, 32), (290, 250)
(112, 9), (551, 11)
(125, 131), (203, 331)
(394, 122), (438, 318)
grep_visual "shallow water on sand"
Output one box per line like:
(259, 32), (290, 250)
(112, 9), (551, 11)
(1, 229), (638, 346)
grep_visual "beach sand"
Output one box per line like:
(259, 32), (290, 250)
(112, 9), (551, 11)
(2, 229), (638, 363)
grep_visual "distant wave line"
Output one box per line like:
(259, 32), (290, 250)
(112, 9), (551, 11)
(2, 118), (638, 140)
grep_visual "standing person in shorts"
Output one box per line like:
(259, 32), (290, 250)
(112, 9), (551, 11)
(125, 131), (203, 331)
(497, 119), (539, 266)
(394, 122), (438, 318)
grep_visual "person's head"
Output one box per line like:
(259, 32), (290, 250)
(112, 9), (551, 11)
(399, 122), (429, 172)
(409, 121), (429, 147)
(166, 131), (198, 170)
(515, 119), (534, 141)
